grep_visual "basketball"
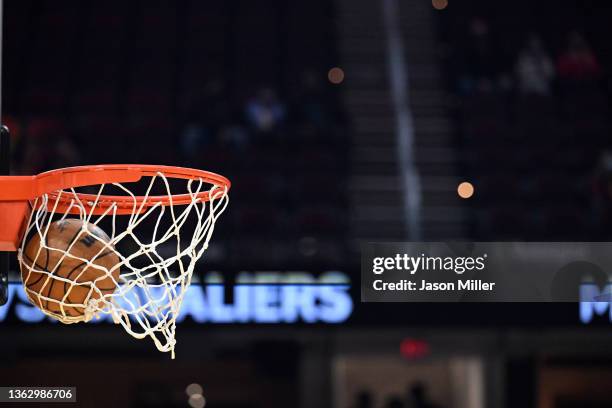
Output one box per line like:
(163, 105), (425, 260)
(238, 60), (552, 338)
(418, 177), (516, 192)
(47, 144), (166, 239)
(19, 218), (121, 320)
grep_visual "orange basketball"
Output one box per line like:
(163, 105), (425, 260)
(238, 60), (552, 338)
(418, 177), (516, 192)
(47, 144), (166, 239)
(19, 218), (121, 320)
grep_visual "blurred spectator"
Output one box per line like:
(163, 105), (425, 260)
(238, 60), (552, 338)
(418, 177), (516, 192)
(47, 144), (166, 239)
(180, 79), (230, 158)
(405, 382), (440, 408)
(515, 34), (555, 95)
(186, 79), (230, 125)
(557, 31), (602, 82)
(245, 88), (286, 135)
(354, 390), (373, 408)
(218, 123), (249, 151)
(295, 70), (330, 129)
(19, 118), (78, 174)
(458, 18), (500, 94)
(54, 135), (79, 168)
(591, 152), (612, 237)
(21, 133), (79, 174)
(385, 396), (404, 408)
(180, 123), (209, 158)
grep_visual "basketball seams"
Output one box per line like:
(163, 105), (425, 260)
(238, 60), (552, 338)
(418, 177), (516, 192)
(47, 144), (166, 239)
(44, 242), (50, 270)
(42, 239), (51, 308)
(63, 250), (121, 303)
(44, 221), (89, 313)
(21, 219), (120, 319)
(54, 247), (119, 315)
(21, 253), (48, 288)
(20, 255), (47, 310)
(21, 230), (52, 296)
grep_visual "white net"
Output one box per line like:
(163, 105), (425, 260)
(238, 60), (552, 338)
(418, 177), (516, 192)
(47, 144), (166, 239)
(17, 171), (229, 358)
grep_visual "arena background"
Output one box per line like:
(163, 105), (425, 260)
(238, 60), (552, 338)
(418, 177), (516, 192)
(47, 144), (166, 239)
(2, 0), (612, 407)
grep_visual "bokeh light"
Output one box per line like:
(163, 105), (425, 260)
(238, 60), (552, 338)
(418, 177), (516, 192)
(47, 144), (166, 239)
(432, 0), (448, 10)
(185, 383), (203, 397)
(328, 67), (345, 84)
(188, 394), (206, 408)
(457, 181), (474, 199)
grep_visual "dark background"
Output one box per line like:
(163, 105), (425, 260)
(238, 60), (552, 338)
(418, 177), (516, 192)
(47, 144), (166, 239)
(1, 0), (612, 407)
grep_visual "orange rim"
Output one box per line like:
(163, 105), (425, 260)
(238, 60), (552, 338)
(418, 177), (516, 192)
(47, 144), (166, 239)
(0, 164), (231, 215)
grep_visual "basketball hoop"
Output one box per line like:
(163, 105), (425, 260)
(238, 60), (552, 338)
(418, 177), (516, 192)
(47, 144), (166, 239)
(0, 164), (230, 358)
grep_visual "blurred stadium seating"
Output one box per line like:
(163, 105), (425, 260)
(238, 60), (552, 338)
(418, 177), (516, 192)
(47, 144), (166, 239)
(437, 0), (612, 240)
(3, 0), (349, 271)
